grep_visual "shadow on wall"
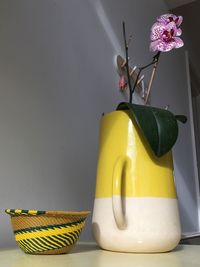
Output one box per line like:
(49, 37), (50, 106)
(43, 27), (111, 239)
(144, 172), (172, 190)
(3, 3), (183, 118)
(174, 160), (199, 232)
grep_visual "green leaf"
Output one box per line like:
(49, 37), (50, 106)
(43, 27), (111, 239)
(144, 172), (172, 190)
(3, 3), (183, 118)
(175, 115), (187, 123)
(116, 102), (187, 157)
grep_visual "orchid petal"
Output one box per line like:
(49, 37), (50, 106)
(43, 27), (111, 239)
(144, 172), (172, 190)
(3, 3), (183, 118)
(176, 28), (182, 36)
(157, 14), (173, 24)
(176, 16), (183, 27)
(150, 40), (160, 52)
(157, 14), (183, 27)
(150, 39), (177, 52)
(165, 21), (177, 32)
(174, 37), (184, 48)
(150, 22), (166, 41)
(162, 41), (176, 52)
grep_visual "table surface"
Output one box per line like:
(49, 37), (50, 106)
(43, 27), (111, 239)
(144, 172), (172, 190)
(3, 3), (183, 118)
(0, 242), (199, 267)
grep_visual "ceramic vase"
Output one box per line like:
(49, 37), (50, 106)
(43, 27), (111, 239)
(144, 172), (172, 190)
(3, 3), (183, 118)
(92, 110), (181, 253)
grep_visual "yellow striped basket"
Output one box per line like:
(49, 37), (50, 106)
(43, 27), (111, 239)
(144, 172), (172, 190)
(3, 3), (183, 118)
(5, 209), (90, 255)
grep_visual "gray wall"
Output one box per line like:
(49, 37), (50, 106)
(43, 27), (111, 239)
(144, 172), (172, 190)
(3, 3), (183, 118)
(0, 0), (198, 248)
(150, 50), (199, 234)
(173, 1), (200, 87)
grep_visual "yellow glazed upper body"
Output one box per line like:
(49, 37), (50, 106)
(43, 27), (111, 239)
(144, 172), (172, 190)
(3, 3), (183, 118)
(95, 110), (177, 198)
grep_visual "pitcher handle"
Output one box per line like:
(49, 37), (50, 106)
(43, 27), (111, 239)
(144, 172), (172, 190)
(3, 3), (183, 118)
(112, 156), (130, 230)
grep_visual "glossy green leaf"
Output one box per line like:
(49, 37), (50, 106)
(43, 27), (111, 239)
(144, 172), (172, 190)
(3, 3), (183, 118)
(116, 102), (187, 157)
(175, 115), (187, 123)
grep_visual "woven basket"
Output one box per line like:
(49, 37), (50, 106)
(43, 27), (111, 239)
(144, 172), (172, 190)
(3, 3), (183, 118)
(5, 209), (90, 255)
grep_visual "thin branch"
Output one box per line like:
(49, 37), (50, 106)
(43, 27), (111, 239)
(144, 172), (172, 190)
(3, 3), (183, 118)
(145, 51), (161, 104)
(122, 22), (132, 103)
(131, 51), (161, 96)
(121, 22), (161, 104)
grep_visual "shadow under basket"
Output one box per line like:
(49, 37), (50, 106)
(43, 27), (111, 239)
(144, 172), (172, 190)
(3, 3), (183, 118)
(5, 209), (90, 255)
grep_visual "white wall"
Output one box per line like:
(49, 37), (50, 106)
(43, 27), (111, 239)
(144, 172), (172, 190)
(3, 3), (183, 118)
(0, 0), (198, 248)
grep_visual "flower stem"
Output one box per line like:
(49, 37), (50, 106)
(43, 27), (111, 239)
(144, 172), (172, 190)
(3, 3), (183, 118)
(131, 51), (161, 102)
(131, 68), (142, 100)
(122, 22), (161, 104)
(122, 22), (132, 103)
(144, 51), (161, 104)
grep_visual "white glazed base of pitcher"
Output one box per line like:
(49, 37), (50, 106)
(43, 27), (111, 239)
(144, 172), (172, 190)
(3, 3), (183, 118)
(92, 197), (181, 253)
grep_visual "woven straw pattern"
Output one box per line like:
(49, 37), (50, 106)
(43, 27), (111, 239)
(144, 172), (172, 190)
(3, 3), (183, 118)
(5, 209), (90, 254)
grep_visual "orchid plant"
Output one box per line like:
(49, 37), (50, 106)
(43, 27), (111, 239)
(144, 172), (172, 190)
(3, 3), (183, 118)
(116, 14), (187, 157)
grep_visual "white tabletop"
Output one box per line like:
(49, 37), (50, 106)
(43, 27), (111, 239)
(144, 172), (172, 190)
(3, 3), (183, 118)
(0, 242), (199, 267)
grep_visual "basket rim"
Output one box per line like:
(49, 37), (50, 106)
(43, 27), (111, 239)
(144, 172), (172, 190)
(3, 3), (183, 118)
(5, 209), (90, 217)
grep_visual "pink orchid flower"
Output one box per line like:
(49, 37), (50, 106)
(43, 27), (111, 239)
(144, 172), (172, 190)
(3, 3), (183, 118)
(157, 13), (183, 27)
(157, 13), (183, 36)
(150, 20), (184, 52)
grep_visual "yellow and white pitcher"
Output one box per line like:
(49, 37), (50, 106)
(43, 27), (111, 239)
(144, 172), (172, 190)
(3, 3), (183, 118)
(92, 110), (181, 253)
